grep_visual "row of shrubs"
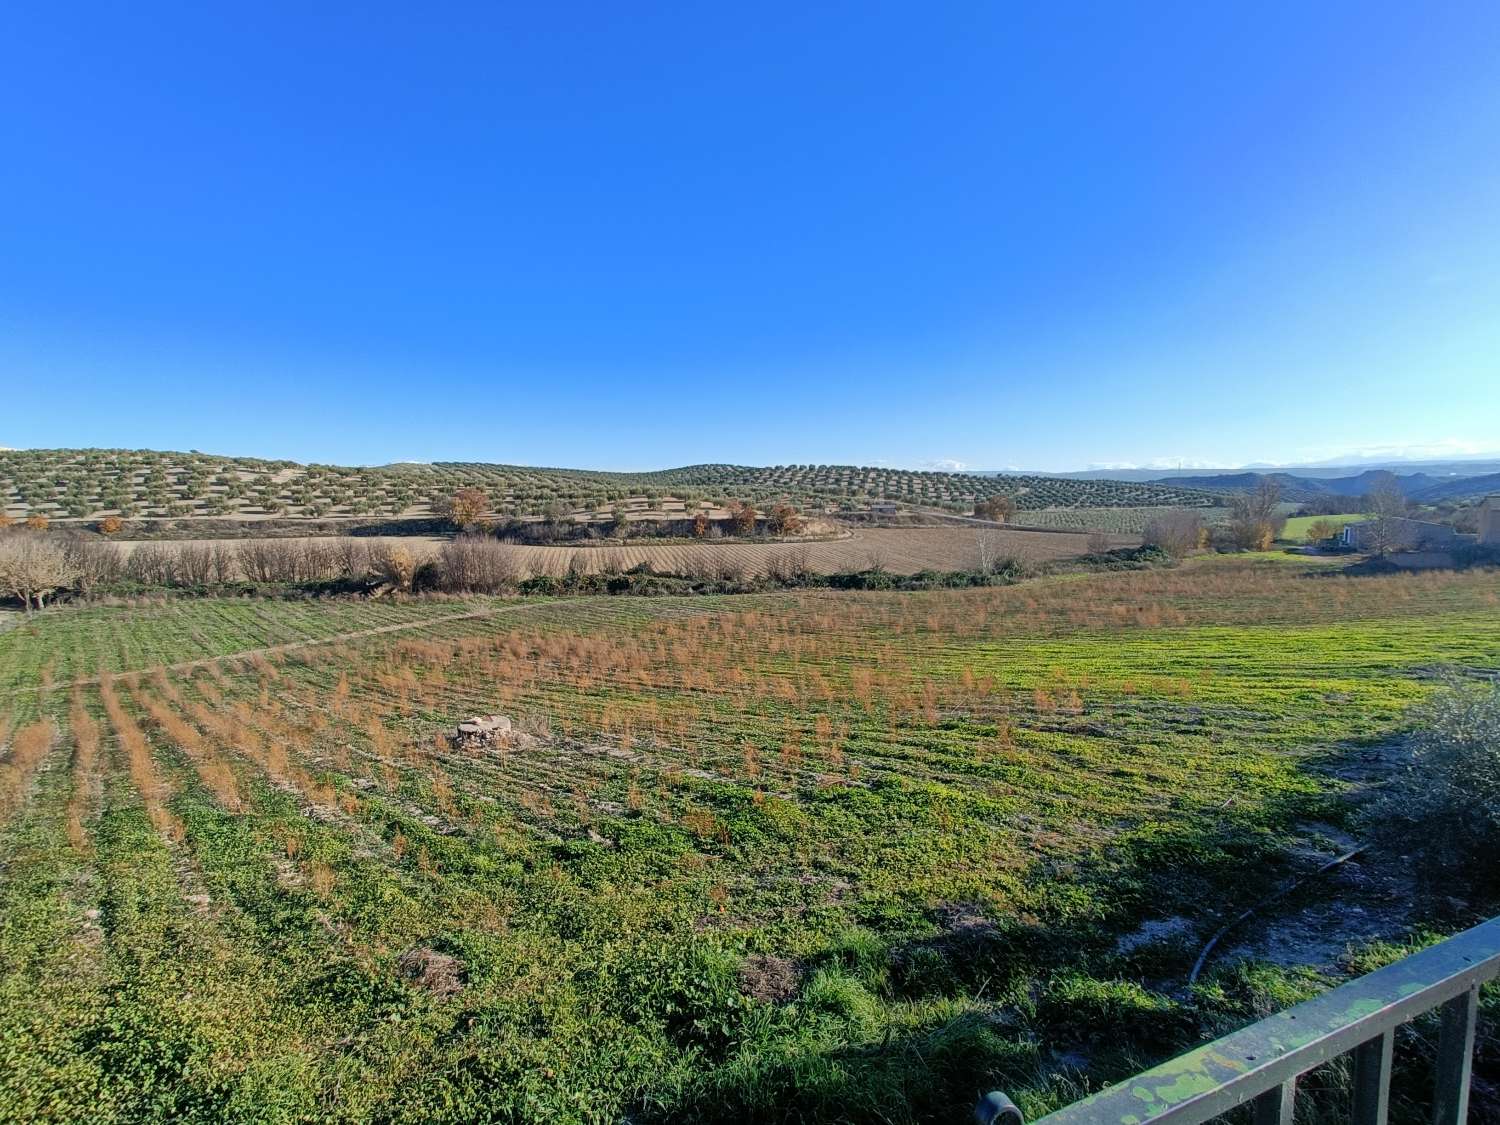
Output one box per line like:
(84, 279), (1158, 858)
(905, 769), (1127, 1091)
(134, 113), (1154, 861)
(480, 515), (807, 544)
(55, 514), (798, 544)
(512, 557), (1034, 598)
(351, 537), (1039, 597)
(52, 535), (376, 592)
(9, 531), (1180, 609)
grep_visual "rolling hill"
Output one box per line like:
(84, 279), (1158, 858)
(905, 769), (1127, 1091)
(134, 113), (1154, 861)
(1409, 471), (1500, 503)
(0, 448), (1224, 522)
(1145, 468), (1484, 503)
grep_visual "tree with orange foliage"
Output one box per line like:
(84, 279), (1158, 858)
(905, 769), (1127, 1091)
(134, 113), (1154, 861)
(729, 501), (757, 537)
(25, 514), (49, 531)
(98, 515), (124, 535)
(438, 487), (489, 529)
(691, 512), (710, 538)
(766, 503), (803, 536)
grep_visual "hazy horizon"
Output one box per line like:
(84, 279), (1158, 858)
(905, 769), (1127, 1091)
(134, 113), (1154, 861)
(4, 441), (1500, 479)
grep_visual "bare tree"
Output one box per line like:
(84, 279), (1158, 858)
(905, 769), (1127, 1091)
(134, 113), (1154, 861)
(1228, 478), (1284, 550)
(972, 529), (1003, 571)
(334, 537), (371, 581)
(125, 542), (178, 586)
(1363, 472), (1408, 519)
(1361, 472), (1409, 556)
(712, 550), (745, 583)
(434, 536), (520, 593)
(0, 537), (82, 612)
(210, 543), (238, 584)
(372, 543), (417, 592)
(236, 540), (282, 584)
(298, 542), (338, 582)
(57, 533), (124, 592)
(1142, 510), (1206, 558)
(973, 495), (1017, 523)
(175, 543), (215, 586)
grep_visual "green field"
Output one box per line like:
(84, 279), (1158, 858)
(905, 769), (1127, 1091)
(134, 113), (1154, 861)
(1011, 505), (1231, 534)
(1280, 513), (1363, 542)
(1, 561), (1497, 1121)
(0, 596), (531, 706)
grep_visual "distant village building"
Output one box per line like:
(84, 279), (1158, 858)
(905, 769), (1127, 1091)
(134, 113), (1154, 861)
(1339, 517), (1462, 552)
(1480, 496), (1500, 546)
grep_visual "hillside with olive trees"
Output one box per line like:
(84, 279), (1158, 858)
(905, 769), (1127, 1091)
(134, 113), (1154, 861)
(0, 449), (1220, 525)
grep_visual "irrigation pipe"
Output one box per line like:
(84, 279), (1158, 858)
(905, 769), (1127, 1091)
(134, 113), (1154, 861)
(1186, 845), (1369, 986)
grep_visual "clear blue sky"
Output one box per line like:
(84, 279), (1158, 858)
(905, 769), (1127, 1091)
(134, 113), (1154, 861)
(4, 2), (1498, 472)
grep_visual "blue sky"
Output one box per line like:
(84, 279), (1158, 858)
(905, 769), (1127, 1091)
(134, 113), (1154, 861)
(3, 2), (1498, 472)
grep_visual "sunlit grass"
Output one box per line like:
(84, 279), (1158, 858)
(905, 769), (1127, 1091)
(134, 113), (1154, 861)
(1, 560), (1496, 1121)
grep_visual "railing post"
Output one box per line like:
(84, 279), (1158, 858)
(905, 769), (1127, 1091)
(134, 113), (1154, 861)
(1352, 1030), (1394, 1125)
(1432, 985), (1479, 1125)
(1252, 1078), (1296, 1125)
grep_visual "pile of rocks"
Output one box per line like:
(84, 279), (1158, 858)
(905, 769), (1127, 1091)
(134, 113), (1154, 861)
(452, 714), (513, 749)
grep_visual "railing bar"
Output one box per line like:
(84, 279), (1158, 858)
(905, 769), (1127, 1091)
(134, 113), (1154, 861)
(1251, 1078), (1295, 1125)
(1431, 985), (1479, 1125)
(1352, 1030), (1394, 1125)
(1013, 915), (1500, 1125)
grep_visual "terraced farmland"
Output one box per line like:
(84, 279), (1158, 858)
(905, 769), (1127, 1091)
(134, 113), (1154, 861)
(2, 561), (1497, 1121)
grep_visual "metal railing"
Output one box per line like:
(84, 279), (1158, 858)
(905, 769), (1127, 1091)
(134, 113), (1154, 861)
(978, 915), (1500, 1125)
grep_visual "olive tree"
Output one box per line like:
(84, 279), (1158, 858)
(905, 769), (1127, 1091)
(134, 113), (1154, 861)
(1373, 680), (1500, 895)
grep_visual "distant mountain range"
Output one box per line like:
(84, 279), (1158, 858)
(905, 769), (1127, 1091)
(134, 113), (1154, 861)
(1116, 469), (1498, 504)
(974, 459), (1500, 483)
(1407, 471), (1500, 503)
(968, 460), (1500, 504)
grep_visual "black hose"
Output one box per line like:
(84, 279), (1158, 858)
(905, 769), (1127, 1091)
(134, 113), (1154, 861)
(1186, 845), (1368, 986)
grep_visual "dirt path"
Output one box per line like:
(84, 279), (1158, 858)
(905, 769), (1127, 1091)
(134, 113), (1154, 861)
(22, 598), (590, 695)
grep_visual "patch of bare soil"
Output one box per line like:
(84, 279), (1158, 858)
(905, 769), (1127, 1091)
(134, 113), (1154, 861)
(1220, 739), (1421, 974)
(397, 947), (466, 999)
(1223, 843), (1417, 973)
(739, 954), (800, 1003)
(889, 901), (1004, 987)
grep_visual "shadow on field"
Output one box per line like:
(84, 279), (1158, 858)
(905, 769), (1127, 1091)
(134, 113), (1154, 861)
(644, 784), (1355, 1124)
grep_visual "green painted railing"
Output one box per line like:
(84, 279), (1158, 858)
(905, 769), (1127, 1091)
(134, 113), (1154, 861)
(978, 915), (1500, 1125)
